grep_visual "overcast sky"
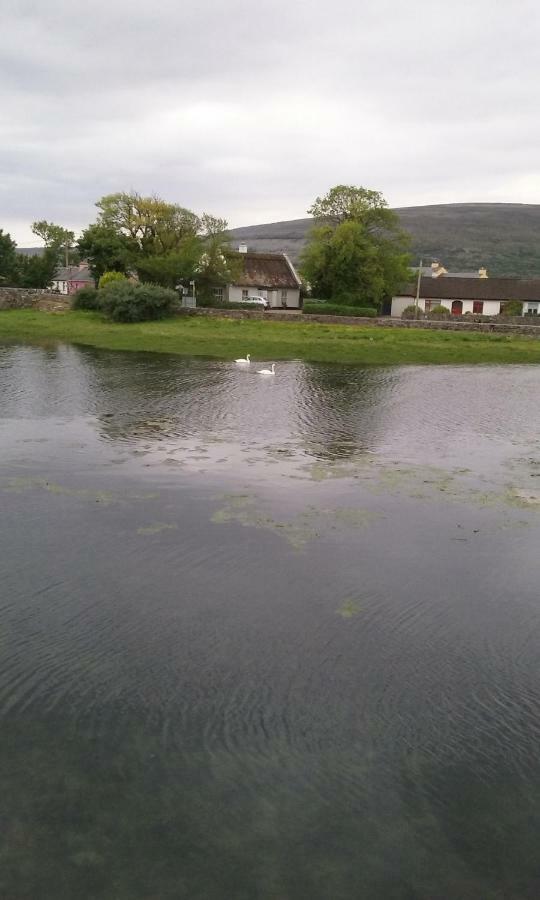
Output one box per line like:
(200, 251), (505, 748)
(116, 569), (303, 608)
(2, 0), (539, 244)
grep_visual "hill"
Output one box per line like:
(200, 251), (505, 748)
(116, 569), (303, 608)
(229, 203), (540, 277)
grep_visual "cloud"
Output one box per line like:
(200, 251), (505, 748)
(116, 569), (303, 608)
(2, 0), (540, 243)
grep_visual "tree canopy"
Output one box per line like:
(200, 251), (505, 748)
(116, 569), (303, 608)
(0, 229), (19, 285)
(301, 185), (411, 307)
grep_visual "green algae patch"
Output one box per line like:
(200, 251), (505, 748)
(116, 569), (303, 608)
(2, 476), (158, 507)
(137, 522), (178, 535)
(210, 493), (319, 549)
(337, 598), (363, 618)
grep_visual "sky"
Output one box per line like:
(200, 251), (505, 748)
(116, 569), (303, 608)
(2, 0), (540, 245)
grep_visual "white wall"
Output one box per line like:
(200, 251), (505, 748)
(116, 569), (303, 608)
(391, 295), (417, 316)
(391, 296), (502, 317)
(52, 279), (68, 295)
(228, 285), (300, 307)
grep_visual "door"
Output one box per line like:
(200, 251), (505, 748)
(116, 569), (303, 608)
(451, 300), (463, 316)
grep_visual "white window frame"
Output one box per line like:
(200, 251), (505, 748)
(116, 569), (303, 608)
(212, 287), (224, 302)
(242, 289), (248, 300)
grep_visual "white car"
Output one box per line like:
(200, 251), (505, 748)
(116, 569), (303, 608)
(237, 295), (269, 309)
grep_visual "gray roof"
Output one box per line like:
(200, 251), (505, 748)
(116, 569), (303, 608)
(402, 276), (540, 301)
(54, 266), (94, 283)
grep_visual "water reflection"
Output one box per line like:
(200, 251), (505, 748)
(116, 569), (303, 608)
(2, 344), (540, 899)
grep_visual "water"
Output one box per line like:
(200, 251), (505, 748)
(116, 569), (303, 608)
(1, 343), (540, 899)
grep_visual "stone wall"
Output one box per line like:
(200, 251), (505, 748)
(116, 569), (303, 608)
(177, 307), (540, 337)
(0, 288), (70, 310)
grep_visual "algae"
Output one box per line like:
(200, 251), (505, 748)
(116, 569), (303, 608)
(337, 598), (363, 618)
(137, 523), (178, 535)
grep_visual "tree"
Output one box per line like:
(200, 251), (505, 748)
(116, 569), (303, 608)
(16, 247), (59, 289)
(95, 192), (201, 256)
(308, 184), (398, 233)
(32, 220), (75, 266)
(77, 224), (133, 282)
(0, 229), (19, 285)
(301, 185), (411, 308)
(194, 235), (243, 302)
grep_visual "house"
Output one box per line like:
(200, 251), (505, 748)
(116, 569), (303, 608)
(423, 260), (488, 279)
(52, 264), (94, 295)
(391, 276), (540, 317)
(213, 245), (302, 308)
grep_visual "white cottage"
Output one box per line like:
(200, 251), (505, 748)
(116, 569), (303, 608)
(213, 247), (302, 309)
(391, 276), (540, 318)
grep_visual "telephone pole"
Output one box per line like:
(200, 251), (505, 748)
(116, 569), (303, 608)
(414, 258), (423, 319)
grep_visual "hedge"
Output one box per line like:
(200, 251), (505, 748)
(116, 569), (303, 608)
(303, 303), (377, 318)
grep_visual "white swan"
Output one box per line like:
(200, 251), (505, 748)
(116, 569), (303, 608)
(257, 363), (276, 376)
(235, 353), (250, 364)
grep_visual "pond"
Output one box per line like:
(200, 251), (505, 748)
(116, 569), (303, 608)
(1, 343), (540, 899)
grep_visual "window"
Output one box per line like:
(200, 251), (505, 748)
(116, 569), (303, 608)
(281, 290), (288, 301)
(473, 301), (484, 314)
(424, 300), (433, 312)
(242, 289), (248, 300)
(526, 302), (539, 316)
(212, 287), (224, 302)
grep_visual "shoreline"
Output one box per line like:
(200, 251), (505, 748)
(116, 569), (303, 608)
(1, 309), (540, 366)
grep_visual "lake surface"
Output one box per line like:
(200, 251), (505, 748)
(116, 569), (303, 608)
(2, 343), (540, 899)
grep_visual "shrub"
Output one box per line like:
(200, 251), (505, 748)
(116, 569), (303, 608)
(426, 304), (451, 319)
(98, 270), (128, 290)
(401, 304), (422, 319)
(500, 300), (523, 316)
(303, 303), (377, 317)
(100, 282), (178, 322)
(71, 286), (101, 310)
(332, 290), (376, 308)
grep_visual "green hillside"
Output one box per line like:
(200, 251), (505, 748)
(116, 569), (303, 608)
(229, 203), (540, 277)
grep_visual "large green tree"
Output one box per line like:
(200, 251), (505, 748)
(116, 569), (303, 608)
(0, 229), (19, 285)
(16, 248), (59, 289)
(95, 192), (201, 256)
(32, 220), (76, 266)
(77, 224), (133, 283)
(301, 185), (411, 307)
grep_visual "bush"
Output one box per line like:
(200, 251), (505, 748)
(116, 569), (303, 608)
(332, 291), (376, 308)
(401, 304), (422, 319)
(303, 303), (377, 317)
(100, 282), (178, 322)
(500, 300), (523, 316)
(98, 270), (127, 290)
(426, 304), (451, 319)
(71, 286), (101, 310)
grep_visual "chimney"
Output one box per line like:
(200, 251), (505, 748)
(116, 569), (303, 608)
(478, 266), (488, 278)
(431, 260), (447, 278)
(238, 243), (248, 254)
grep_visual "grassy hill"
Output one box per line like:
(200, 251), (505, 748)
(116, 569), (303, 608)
(229, 203), (540, 277)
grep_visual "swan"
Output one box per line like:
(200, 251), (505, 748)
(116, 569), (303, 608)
(257, 363), (276, 376)
(235, 353), (250, 364)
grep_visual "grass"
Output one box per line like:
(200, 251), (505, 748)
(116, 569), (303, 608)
(1, 309), (540, 365)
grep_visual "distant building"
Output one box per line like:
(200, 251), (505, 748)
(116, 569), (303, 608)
(212, 248), (302, 308)
(52, 264), (94, 295)
(411, 260), (487, 279)
(392, 276), (540, 317)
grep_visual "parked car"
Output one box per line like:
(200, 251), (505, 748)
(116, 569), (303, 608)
(237, 295), (269, 309)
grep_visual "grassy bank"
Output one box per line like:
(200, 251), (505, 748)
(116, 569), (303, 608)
(2, 309), (540, 365)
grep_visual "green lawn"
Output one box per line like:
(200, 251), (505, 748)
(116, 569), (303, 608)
(1, 309), (540, 365)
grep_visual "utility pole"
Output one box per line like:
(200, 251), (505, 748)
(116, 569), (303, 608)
(414, 258), (423, 319)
